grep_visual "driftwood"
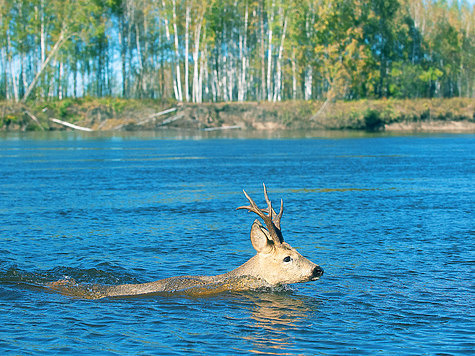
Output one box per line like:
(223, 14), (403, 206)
(136, 107), (178, 126)
(202, 125), (242, 132)
(112, 110), (182, 130)
(49, 118), (93, 132)
(24, 110), (45, 131)
(149, 107), (177, 119)
(161, 113), (184, 126)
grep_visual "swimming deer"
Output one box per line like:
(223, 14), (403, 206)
(47, 185), (323, 298)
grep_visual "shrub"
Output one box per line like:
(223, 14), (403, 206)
(363, 110), (385, 131)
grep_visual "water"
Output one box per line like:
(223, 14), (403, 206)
(0, 130), (473, 355)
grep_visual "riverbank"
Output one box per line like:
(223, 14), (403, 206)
(1, 98), (474, 132)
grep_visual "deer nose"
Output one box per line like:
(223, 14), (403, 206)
(312, 266), (324, 279)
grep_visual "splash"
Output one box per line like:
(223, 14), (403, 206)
(0, 265), (293, 299)
(45, 277), (108, 299)
(0, 265), (135, 299)
(43, 275), (281, 299)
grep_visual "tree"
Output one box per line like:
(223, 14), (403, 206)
(21, 0), (102, 101)
(0, 0), (472, 102)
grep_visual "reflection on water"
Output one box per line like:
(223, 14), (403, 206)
(240, 292), (320, 355)
(0, 128), (436, 141)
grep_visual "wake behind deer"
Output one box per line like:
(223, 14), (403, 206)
(47, 185), (323, 299)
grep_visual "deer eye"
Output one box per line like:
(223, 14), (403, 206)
(283, 256), (292, 263)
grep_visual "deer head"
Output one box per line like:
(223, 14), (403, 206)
(237, 184), (323, 286)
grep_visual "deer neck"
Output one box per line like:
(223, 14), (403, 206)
(209, 254), (271, 288)
(226, 255), (262, 278)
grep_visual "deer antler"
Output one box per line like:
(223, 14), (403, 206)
(262, 184), (284, 230)
(237, 183), (284, 244)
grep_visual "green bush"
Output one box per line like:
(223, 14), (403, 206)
(363, 110), (385, 131)
(57, 98), (75, 118)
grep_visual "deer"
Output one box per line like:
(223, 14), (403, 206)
(47, 184), (323, 299)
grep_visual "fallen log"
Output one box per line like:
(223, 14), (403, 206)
(136, 107), (178, 126)
(24, 110), (45, 131)
(49, 118), (93, 132)
(149, 107), (177, 119)
(202, 125), (242, 131)
(161, 114), (184, 125)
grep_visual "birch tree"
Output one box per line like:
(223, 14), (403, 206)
(266, 0), (275, 101)
(273, 3), (287, 101)
(171, 0), (183, 101)
(0, 0), (472, 102)
(20, 0), (102, 101)
(184, 1), (190, 101)
(191, 0), (208, 103)
(237, 2), (249, 102)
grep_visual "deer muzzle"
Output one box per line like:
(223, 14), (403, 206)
(311, 265), (324, 280)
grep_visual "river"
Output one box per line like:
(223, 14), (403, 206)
(0, 130), (473, 354)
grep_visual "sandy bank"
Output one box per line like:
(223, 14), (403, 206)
(385, 120), (475, 132)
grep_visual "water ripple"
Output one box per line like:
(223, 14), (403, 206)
(1, 133), (474, 354)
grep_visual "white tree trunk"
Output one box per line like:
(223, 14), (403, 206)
(192, 12), (203, 103)
(266, 0), (275, 101)
(238, 32), (243, 101)
(135, 22), (144, 95)
(212, 67), (218, 101)
(40, 0), (46, 98)
(292, 49), (297, 100)
(238, 3), (248, 102)
(22, 27), (67, 102)
(161, 0), (179, 100)
(198, 48), (206, 102)
(221, 54), (227, 101)
(172, 0), (183, 101)
(58, 61), (63, 100)
(184, 3), (190, 102)
(6, 32), (19, 101)
(260, 3), (265, 100)
(304, 66), (312, 101)
(143, 16), (149, 95)
(227, 53), (234, 101)
(40, 0), (46, 64)
(273, 14), (287, 102)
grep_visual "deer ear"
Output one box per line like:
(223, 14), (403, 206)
(250, 219), (274, 254)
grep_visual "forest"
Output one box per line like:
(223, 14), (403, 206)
(1, 0), (474, 103)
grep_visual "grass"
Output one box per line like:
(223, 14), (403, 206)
(0, 97), (473, 131)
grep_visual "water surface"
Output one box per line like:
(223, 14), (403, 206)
(1, 130), (473, 354)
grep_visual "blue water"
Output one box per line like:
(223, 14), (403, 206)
(0, 130), (473, 354)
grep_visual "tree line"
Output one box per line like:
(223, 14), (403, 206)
(1, 0), (473, 103)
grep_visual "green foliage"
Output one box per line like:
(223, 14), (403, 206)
(363, 109), (385, 131)
(56, 99), (76, 118)
(0, 0), (473, 103)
